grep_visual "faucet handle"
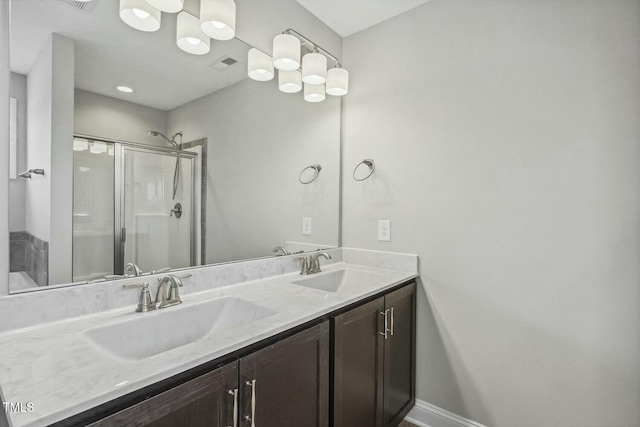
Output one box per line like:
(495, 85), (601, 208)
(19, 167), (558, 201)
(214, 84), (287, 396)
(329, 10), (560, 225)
(298, 256), (310, 275)
(123, 282), (156, 312)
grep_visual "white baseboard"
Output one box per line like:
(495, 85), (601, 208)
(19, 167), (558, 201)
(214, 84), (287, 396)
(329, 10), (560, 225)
(404, 399), (487, 427)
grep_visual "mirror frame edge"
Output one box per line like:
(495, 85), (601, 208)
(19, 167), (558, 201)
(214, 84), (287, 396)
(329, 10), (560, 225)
(1, 0), (10, 297)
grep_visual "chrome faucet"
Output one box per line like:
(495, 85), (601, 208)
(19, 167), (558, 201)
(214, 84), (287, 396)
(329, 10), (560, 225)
(299, 252), (332, 275)
(156, 274), (184, 309)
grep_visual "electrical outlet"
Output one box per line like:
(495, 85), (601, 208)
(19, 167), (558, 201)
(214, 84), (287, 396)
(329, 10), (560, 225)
(378, 220), (391, 242)
(302, 217), (312, 235)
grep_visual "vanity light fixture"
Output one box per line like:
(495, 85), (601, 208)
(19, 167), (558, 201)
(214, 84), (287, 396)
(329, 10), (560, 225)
(144, 0), (183, 13)
(200, 0), (236, 41)
(304, 84), (326, 103)
(115, 85), (134, 93)
(118, 0), (236, 56)
(279, 70), (302, 93)
(326, 67), (349, 96)
(90, 141), (108, 154)
(177, 11), (210, 55)
(73, 139), (89, 152)
(119, 0), (161, 32)
(254, 29), (349, 103)
(273, 34), (301, 71)
(247, 48), (274, 81)
(302, 51), (327, 85)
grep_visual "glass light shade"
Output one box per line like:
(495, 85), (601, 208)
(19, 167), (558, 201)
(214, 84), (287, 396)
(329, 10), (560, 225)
(273, 34), (301, 71)
(120, 0), (161, 32)
(302, 52), (327, 85)
(144, 0), (183, 13)
(247, 49), (274, 81)
(326, 67), (349, 96)
(177, 11), (210, 55)
(279, 70), (302, 93)
(200, 0), (236, 41)
(304, 84), (325, 103)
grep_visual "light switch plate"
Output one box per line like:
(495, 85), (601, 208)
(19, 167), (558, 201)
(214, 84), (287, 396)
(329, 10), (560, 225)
(302, 217), (312, 235)
(378, 220), (391, 241)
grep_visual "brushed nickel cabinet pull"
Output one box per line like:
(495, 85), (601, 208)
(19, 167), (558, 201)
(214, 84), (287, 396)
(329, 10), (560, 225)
(227, 388), (238, 427)
(380, 310), (389, 340)
(390, 307), (395, 336)
(244, 379), (256, 427)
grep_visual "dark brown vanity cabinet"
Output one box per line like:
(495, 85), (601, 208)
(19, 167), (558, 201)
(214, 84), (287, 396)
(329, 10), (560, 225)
(86, 322), (329, 427)
(238, 321), (330, 427)
(332, 282), (416, 427)
(71, 282), (416, 427)
(88, 361), (238, 427)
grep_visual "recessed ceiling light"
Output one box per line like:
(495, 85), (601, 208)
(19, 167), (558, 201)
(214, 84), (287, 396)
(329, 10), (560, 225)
(115, 85), (134, 93)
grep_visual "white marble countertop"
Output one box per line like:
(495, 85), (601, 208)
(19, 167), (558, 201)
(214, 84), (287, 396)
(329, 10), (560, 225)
(0, 257), (417, 427)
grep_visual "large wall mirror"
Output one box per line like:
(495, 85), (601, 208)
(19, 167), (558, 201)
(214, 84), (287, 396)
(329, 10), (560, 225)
(6, 0), (341, 294)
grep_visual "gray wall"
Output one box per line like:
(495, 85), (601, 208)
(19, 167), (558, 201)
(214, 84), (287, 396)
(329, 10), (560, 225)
(168, 78), (341, 264)
(0, 0), (9, 296)
(23, 34), (75, 286)
(74, 89), (168, 146)
(341, 0), (640, 425)
(9, 73), (26, 232)
(48, 34), (75, 285)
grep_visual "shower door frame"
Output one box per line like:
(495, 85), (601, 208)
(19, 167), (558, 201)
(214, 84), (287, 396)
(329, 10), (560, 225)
(114, 142), (197, 275)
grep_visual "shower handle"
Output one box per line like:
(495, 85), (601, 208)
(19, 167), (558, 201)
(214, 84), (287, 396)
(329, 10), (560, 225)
(170, 203), (182, 218)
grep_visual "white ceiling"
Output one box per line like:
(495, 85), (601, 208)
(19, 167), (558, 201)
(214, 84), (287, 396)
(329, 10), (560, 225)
(295, 0), (432, 37)
(11, 0), (251, 111)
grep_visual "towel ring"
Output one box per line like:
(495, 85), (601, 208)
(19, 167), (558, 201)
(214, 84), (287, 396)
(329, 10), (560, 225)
(353, 159), (375, 181)
(299, 164), (322, 184)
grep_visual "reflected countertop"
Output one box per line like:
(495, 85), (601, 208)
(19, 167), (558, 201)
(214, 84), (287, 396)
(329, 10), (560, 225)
(0, 251), (418, 427)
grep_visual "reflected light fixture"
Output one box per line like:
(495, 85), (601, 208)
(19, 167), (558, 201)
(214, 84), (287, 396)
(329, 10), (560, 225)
(144, 0), (183, 13)
(326, 67), (349, 96)
(73, 139), (89, 152)
(302, 51), (327, 85)
(247, 49), (274, 81)
(304, 84), (326, 103)
(119, 0), (161, 32)
(177, 11), (211, 55)
(200, 0), (236, 41)
(279, 70), (302, 93)
(273, 34), (301, 71)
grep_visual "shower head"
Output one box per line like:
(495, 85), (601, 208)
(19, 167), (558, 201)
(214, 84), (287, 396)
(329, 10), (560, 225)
(148, 130), (182, 148)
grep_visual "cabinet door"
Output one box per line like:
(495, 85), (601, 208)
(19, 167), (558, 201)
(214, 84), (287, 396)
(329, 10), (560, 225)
(89, 361), (238, 427)
(332, 297), (385, 427)
(239, 322), (329, 427)
(383, 283), (416, 427)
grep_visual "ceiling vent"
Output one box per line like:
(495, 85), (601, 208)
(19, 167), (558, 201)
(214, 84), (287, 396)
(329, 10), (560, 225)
(54, 0), (99, 13)
(210, 55), (241, 71)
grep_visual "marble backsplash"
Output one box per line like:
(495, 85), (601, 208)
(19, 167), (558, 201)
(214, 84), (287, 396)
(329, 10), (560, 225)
(9, 231), (48, 287)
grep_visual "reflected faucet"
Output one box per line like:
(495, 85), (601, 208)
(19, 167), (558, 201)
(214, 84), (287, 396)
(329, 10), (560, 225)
(272, 246), (290, 256)
(124, 262), (143, 277)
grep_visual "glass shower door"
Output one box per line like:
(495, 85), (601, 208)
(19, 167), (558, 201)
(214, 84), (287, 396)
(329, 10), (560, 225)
(119, 147), (194, 274)
(72, 138), (115, 282)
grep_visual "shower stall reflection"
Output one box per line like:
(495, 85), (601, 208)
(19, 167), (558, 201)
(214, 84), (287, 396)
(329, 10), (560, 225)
(72, 137), (197, 283)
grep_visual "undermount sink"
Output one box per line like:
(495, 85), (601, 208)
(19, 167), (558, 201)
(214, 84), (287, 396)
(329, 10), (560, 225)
(291, 268), (389, 293)
(84, 297), (276, 361)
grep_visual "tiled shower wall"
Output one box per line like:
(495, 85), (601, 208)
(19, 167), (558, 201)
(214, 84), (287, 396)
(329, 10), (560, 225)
(9, 232), (48, 286)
